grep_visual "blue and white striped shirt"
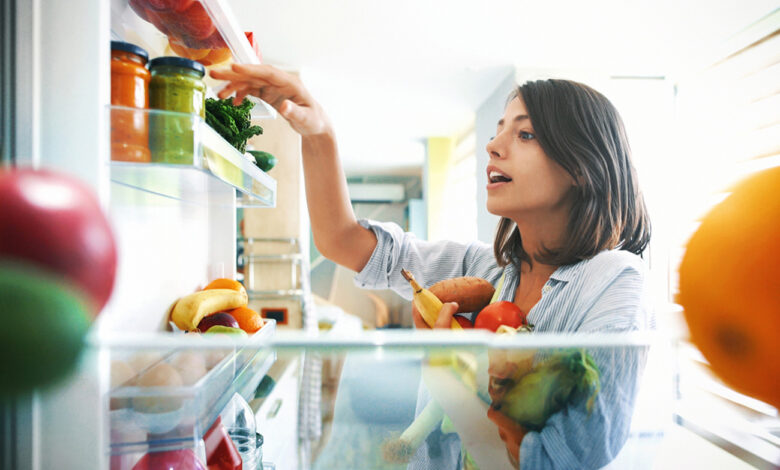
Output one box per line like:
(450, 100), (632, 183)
(353, 219), (653, 469)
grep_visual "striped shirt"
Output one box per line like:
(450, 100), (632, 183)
(353, 219), (653, 469)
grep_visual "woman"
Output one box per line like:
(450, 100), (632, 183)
(212, 64), (652, 469)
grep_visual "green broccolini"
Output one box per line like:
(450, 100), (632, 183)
(205, 97), (263, 153)
(498, 348), (601, 431)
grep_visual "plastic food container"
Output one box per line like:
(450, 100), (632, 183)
(112, 0), (275, 119)
(110, 41), (151, 163)
(108, 321), (276, 464)
(148, 56), (206, 164)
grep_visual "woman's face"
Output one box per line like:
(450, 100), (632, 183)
(485, 96), (576, 220)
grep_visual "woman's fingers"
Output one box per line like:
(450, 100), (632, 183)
(209, 63), (333, 136)
(411, 302), (458, 329)
(231, 63), (290, 87)
(217, 82), (251, 101)
(434, 302), (459, 329)
(487, 407), (526, 436)
(486, 407), (525, 465)
(279, 100), (302, 121)
(412, 304), (428, 329)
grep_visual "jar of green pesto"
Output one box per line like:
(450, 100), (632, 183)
(148, 57), (206, 164)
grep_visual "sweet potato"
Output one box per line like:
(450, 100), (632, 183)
(429, 277), (495, 313)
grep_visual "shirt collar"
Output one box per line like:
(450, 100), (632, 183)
(549, 262), (580, 283)
(507, 254), (579, 284)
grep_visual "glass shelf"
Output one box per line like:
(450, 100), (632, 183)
(94, 330), (676, 470)
(109, 106), (276, 207)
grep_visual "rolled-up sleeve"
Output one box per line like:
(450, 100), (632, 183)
(518, 267), (650, 469)
(353, 219), (498, 300)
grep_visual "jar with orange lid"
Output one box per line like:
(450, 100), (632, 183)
(110, 41), (151, 163)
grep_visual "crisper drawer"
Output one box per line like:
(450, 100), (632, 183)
(106, 320), (276, 469)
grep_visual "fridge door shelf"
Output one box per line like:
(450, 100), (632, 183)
(107, 319), (276, 454)
(111, 0), (275, 118)
(110, 105), (276, 207)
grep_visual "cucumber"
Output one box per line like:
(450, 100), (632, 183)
(247, 150), (277, 172)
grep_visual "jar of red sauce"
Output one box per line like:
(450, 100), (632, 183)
(110, 41), (151, 163)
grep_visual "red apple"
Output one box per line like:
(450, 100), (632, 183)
(0, 168), (117, 315)
(197, 312), (239, 332)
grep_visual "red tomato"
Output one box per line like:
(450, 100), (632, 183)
(178, 2), (216, 39)
(474, 301), (526, 332)
(454, 315), (473, 329)
(0, 169), (117, 315)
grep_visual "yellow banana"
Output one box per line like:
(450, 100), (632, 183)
(171, 288), (248, 331)
(401, 269), (462, 330)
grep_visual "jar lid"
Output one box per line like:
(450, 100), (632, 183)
(111, 41), (149, 63)
(149, 56), (206, 77)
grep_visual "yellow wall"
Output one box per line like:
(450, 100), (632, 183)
(426, 136), (455, 241)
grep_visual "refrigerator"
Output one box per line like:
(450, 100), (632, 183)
(2, 0), (778, 469)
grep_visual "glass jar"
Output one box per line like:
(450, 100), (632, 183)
(110, 41), (150, 163)
(148, 57), (207, 164)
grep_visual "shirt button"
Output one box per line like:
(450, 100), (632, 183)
(542, 285), (552, 294)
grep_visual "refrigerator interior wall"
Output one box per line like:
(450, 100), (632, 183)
(101, 182), (236, 332)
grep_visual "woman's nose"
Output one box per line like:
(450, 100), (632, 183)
(486, 136), (501, 159)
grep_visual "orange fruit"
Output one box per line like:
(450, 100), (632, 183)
(168, 39), (210, 61)
(678, 166), (780, 408)
(199, 47), (232, 66)
(203, 278), (246, 297)
(228, 306), (264, 333)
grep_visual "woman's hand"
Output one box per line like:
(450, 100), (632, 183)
(412, 302), (459, 329)
(209, 64), (331, 136)
(487, 344), (533, 466)
(487, 407), (527, 467)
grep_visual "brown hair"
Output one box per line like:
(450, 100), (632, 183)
(494, 79), (651, 268)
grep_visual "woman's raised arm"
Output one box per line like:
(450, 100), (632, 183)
(210, 64), (377, 272)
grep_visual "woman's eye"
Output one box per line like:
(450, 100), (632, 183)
(519, 131), (535, 140)
(489, 136), (495, 141)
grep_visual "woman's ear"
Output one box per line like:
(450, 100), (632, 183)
(571, 169), (585, 187)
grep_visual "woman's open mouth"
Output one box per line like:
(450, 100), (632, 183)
(487, 168), (513, 190)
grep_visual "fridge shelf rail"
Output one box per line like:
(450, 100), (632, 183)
(109, 105), (276, 208)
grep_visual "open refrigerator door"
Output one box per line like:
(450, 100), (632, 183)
(2, 0), (282, 468)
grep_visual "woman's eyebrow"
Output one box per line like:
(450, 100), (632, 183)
(497, 114), (531, 127)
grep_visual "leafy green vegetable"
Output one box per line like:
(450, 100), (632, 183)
(205, 97), (263, 154)
(498, 348), (600, 431)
